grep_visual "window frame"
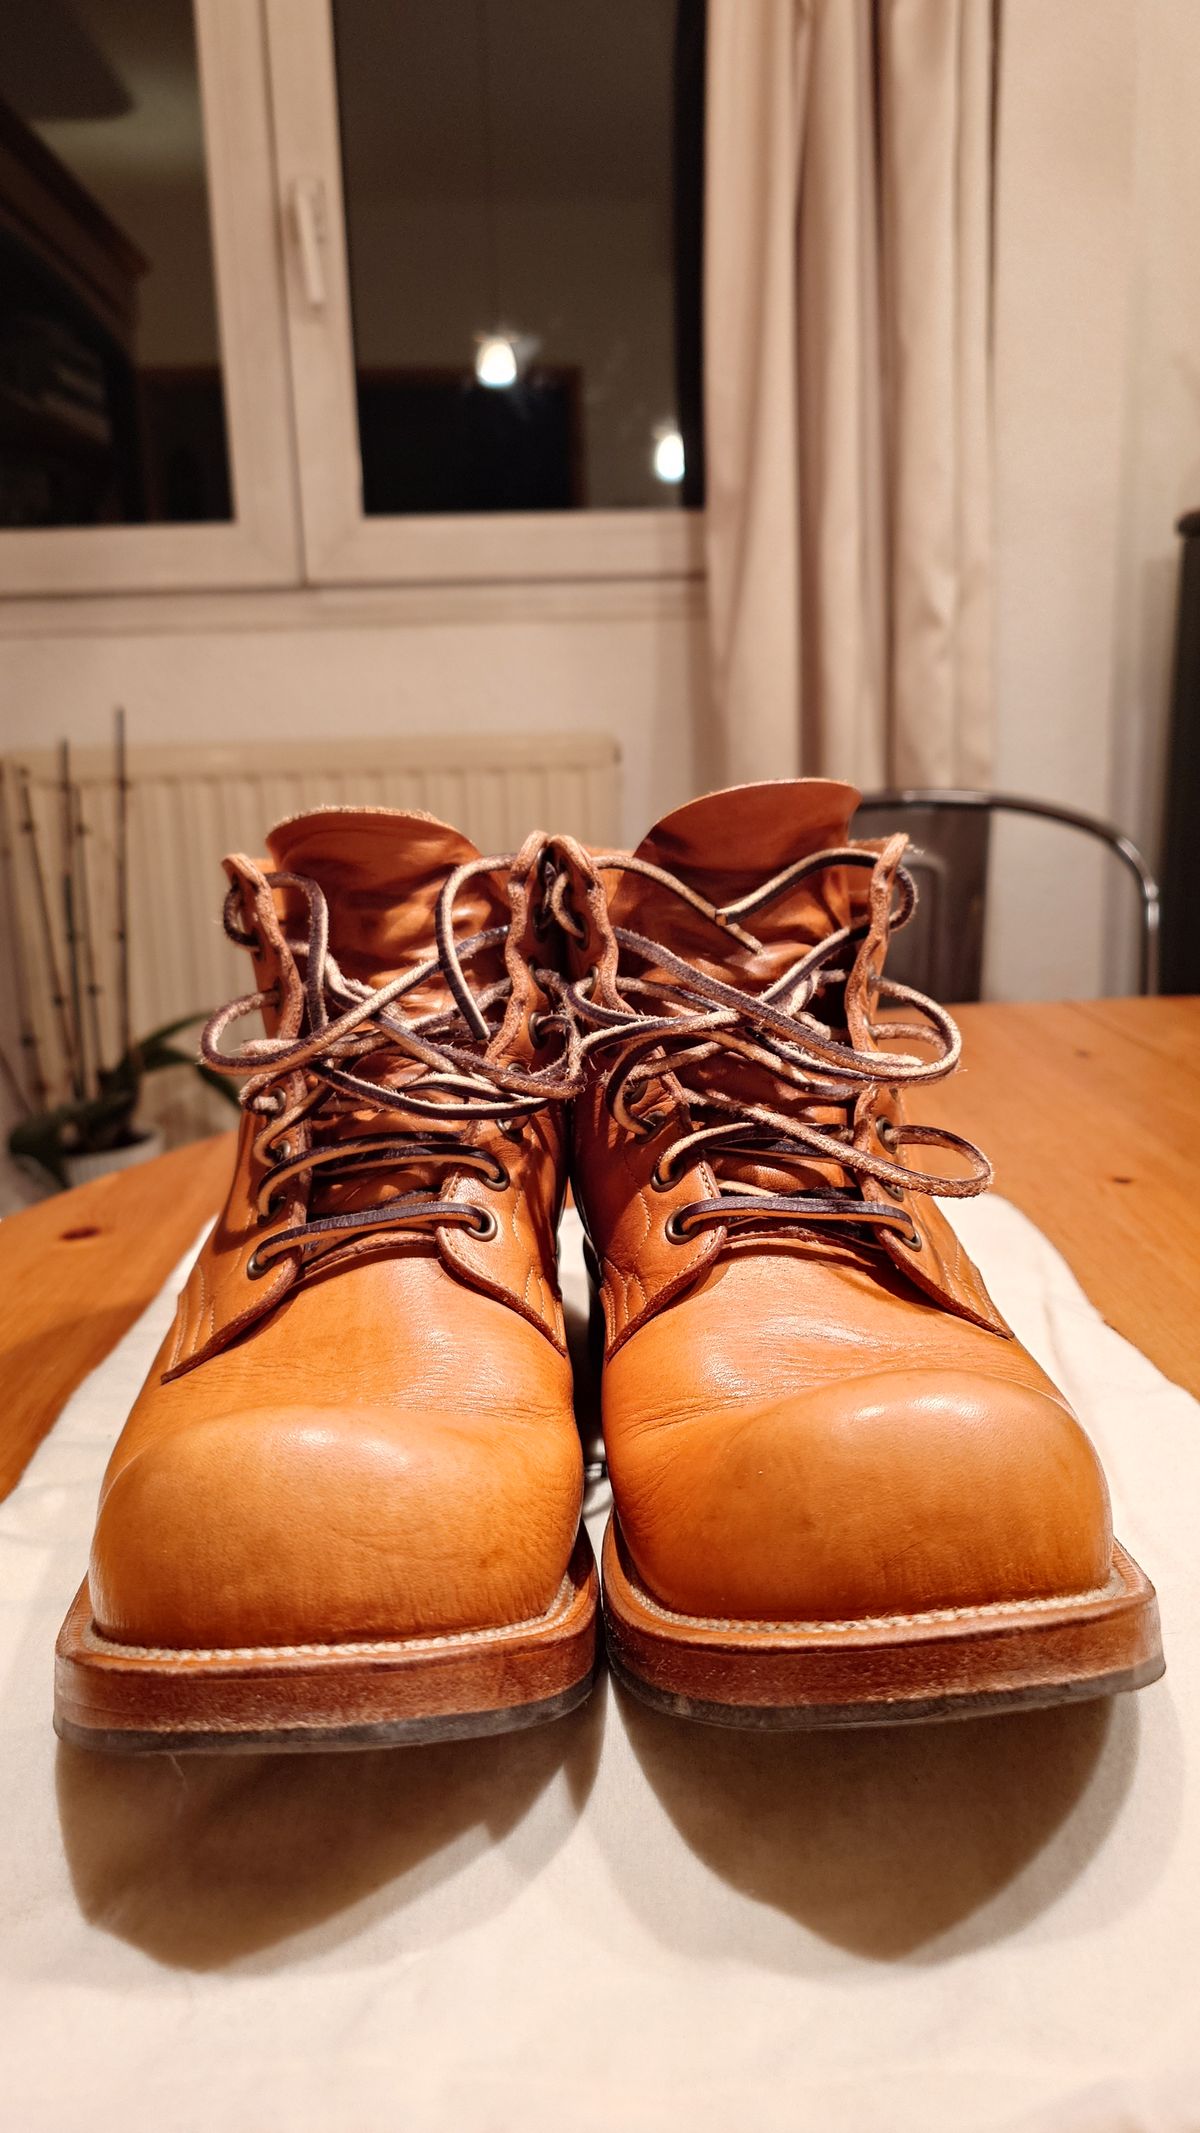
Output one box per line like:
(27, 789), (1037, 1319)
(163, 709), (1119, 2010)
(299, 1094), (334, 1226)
(0, 0), (301, 597)
(263, 0), (703, 588)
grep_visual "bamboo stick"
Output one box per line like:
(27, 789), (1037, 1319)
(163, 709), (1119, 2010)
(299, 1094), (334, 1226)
(0, 1044), (32, 1119)
(114, 707), (132, 1063)
(15, 766), (79, 1104)
(0, 762), (47, 1109)
(58, 741), (88, 1100)
(71, 779), (105, 1091)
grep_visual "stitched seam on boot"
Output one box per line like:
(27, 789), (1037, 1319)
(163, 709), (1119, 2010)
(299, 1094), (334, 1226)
(88, 1571), (578, 1663)
(623, 1568), (1123, 1636)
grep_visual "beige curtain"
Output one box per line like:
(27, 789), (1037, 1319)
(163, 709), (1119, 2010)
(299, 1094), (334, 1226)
(703, 0), (996, 789)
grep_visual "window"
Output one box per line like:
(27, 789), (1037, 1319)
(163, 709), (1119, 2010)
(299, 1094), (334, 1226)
(0, 0), (704, 597)
(332, 0), (704, 520)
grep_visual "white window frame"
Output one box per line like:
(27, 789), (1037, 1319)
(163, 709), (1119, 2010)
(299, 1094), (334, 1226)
(263, 0), (702, 588)
(0, 0), (300, 598)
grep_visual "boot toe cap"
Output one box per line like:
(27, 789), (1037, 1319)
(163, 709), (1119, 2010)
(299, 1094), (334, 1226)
(90, 1400), (582, 1649)
(608, 1367), (1113, 1624)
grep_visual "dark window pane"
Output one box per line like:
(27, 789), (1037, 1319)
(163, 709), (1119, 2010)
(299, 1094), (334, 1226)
(0, 0), (231, 527)
(332, 0), (705, 516)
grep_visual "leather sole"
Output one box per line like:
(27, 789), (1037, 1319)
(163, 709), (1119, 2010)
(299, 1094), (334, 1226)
(54, 1528), (599, 1755)
(602, 1517), (1164, 1730)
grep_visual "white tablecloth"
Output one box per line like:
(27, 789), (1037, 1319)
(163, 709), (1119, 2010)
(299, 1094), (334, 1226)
(1, 1200), (1195, 2133)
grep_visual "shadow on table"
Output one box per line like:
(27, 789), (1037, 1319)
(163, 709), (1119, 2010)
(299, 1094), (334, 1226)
(617, 1681), (1143, 1963)
(56, 1673), (605, 1972)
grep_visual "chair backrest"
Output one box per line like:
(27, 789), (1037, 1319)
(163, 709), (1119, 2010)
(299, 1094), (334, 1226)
(852, 788), (1160, 1002)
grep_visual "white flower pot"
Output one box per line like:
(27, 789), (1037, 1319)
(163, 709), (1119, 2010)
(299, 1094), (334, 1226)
(61, 1127), (165, 1192)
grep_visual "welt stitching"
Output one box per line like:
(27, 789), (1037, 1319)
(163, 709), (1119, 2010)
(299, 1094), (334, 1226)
(625, 1563), (1122, 1635)
(88, 1573), (576, 1663)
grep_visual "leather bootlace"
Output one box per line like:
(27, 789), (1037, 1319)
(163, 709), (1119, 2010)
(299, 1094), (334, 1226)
(201, 845), (584, 1282)
(560, 835), (992, 1252)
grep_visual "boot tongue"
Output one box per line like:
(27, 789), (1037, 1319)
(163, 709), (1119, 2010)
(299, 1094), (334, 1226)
(261, 806), (508, 1224)
(620, 778), (861, 981)
(616, 779), (864, 1202)
(266, 805), (505, 988)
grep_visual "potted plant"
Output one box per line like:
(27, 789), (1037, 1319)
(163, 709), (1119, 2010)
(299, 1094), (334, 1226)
(5, 1013), (237, 1190)
(1, 712), (236, 1196)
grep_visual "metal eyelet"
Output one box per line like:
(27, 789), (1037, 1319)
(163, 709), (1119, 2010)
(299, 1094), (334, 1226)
(901, 1225), (923, 1252)
(874, 1117), (906, 1200)
(528, 1011), (549, 1049)
(269, 1138), (292, 1166)
(649, 1158), (675, 1192)
(246, 1247), (271, 1280)
(634, 1107), (667, 1141)
(468, 1206), (499, 1241)
(664, 1209), (692, 1244)
(482, 1159), (510, 1191)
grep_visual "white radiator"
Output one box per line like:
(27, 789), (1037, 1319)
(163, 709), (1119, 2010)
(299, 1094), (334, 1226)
(2, 732), (620, 1146)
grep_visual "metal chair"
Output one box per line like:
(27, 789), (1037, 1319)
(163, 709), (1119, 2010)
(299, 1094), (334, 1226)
(852, 788), (1160, 1002)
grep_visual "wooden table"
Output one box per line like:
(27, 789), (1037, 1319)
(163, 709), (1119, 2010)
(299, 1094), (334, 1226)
(921, 998), (1199, 1397)
(0, 997), (1196, 1503)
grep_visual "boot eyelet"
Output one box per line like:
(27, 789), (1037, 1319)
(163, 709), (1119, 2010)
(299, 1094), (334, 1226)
(468, 1206), (499, 1241)
(269, 1138), (292, 1166)
(635, 1107), (667, 1141)
(901, 1224), (923, 1252)
(482, 1159), (510, 1191)
(876, 1117), (897, 1150)
(528, 1011), (549, 1048)
(880, 1176), (906, 1203)
(664, 1209), (693, 1244)
(246, 1247), (271, 1280)
(649, 1158), (675, 1192)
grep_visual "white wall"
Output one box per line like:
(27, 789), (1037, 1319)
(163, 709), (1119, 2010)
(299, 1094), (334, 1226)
(986, 0), (1200, 998)
(0, 585), (709, 844)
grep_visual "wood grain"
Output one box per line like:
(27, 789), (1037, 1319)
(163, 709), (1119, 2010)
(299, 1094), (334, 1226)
(0, 1135), (232, 1501)
(922, 998), (1200, 1398)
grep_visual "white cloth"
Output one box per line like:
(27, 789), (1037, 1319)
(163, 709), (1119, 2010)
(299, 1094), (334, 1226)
(0, 1201), (1195, 2133)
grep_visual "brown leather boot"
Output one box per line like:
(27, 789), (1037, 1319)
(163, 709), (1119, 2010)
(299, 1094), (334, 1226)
(561, 780), (1163, 1727)
(55, 808), (598, 1752)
